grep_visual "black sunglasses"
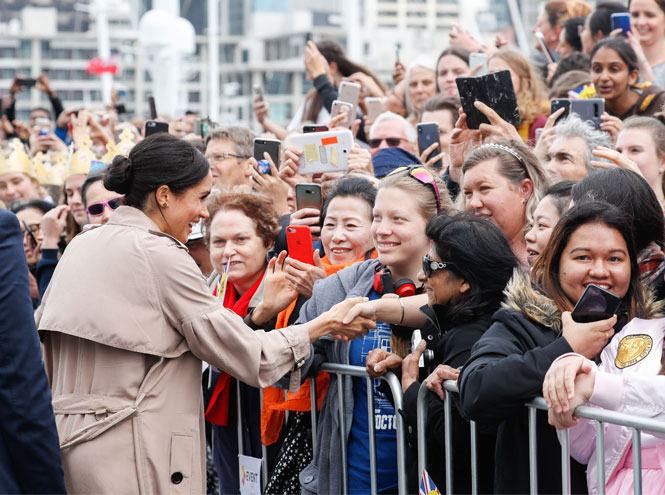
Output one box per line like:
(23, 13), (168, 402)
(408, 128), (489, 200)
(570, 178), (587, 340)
(86, 197), (123, 216)
(369, 137), (404, 149)
(422, 254), (455, 278)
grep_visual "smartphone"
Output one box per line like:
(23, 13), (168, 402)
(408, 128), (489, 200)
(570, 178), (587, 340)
(144, 120), (169, 136)
(469, 52), (488, 77)
(253, 138), (281, 168)
(253, 84), (263, 102)
(148, 96), (157, 119)
(416, 122), (442, 170)
(305, 32), (313, 43)
(611, 12), (631, 37)
(365, 97), (384, 122)
(303, 125), (329, 134)
(17, 77), (37, 88)
(535, 31), (555, 64)
(295, 183), (322, 211)
(395, 43), (401, 62)
(456, 70), (521, 129)
(286, 225), (314, 265)
(550, 98), (572, 124)
(571, 284), (622, 323)
(289, 129), (354, 174)
(338, 81), (361, 112)
(330, 100), (354, 128)
(571, 98), (604, 130)
(194, 118), (212, 138)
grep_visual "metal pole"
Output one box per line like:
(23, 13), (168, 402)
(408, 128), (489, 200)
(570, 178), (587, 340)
(506, 0), (531, 54)
(596, 421), (606, 495)
(310, 377), (318, 453)
(560, 429), (571, 495)
(444, 392), (453, 495)
(207, 0), (220, 121)
(416, 382), (429, 486)
(337, 374), (348, 495)
(367, 377), (378, 495)
(470, 420), (478, 495)
(528, 407), (538, 495)
(383, 372), (408, 495)
(632, 429), (642, 495)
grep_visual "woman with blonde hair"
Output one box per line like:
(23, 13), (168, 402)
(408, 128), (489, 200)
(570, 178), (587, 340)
(459, 140), (548, 265)
(489, 47), (550, 144)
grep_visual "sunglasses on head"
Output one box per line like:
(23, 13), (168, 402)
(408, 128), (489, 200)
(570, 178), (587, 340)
(387, 165), (441, 213)
(422, 254), (455, 278)
(86, 197), (123, 216)
(369, 137), (404, 149)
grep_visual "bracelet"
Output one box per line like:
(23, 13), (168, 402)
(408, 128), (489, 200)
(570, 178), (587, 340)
(397, 298), (405, 325)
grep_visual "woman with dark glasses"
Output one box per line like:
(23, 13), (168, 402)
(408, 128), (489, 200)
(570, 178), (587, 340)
(81, 171), (124, 226)
(345, 213), (519, 493)
(276, 166), (452, 495)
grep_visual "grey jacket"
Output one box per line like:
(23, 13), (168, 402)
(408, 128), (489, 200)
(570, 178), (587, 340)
(279, 258), (381, 495)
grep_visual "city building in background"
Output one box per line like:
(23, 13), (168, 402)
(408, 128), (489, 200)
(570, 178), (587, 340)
(0, 0), (541, 129)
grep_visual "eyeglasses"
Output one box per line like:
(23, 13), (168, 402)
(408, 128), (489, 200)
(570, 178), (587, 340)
(205, 152), (247, 162)
(21, 220), (39, 248)
(422, 254), (455, 278)
(86, 197), (123, 216)
(369, 137), (406, 149)
(387, 165), (442, 214)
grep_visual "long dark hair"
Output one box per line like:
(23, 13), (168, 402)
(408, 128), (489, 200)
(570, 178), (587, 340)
(532, 201), (648, 319)
(104, 133), (209, 208)
(426, 213), (519, 328)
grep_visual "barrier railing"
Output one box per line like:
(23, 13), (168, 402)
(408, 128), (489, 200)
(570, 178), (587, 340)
(413, 379), (665, 495)
(308, 363), (409, 495)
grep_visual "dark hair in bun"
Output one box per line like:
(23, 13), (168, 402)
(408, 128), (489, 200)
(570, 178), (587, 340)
(103, 133), (209, 208)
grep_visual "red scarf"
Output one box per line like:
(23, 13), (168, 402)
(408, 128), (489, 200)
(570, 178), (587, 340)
(204, 271), (265, 426)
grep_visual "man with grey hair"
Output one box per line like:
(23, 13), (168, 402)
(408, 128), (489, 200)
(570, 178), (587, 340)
(544, 113), (612, 182)
(368, 111), (417, 157)
(204, 126), (255, 188)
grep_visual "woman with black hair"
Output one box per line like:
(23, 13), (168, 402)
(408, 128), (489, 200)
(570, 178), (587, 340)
(345, 213), (519, 493)
(35, 133), (373, 493)
(572, 167), (665, 299)
(590, 37), (665, 119)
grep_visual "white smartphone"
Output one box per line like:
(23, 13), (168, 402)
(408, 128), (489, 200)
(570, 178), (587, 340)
(338, 81), (361, 113)
(535, 31), (555, 64)
(469, 52), (488, 76)
(288, 129), (354, 174)
(365, 97), (384, 122)
(330, 100), (355, 128)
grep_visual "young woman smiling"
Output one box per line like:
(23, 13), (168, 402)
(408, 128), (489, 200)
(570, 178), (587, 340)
(281, 167), (452, 495)
(630, 0), (665, 87)
(459, 201), (661, 494)
(590, 37), (665, 119)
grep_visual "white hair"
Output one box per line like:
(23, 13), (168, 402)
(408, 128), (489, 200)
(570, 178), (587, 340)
(369, 111), (417, 143)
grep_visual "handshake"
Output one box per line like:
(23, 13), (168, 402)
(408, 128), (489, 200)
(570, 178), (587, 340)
(306, 297), (378, 343)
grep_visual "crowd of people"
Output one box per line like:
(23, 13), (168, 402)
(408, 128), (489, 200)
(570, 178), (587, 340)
(6, 0), (665, 494)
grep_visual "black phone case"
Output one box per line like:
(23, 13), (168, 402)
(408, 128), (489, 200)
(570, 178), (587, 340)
(417, 123), (442, 170)
(571, 284), (622, 323)
(456, 70), (521, 130)
(253, 140), (280, 167)
(550, 98), (571, 124)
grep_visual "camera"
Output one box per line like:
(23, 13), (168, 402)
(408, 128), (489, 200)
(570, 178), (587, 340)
(411, 329), (435, 369)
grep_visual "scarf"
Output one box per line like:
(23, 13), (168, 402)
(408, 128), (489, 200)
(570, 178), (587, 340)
(204, 270), (265, 426)
(261, 250), (377, 445)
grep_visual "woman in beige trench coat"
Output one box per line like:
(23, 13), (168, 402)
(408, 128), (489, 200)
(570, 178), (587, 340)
(35, 133), (374, 494)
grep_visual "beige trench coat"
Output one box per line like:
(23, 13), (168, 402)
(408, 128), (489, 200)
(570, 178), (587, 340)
(36, 206), (310, 494)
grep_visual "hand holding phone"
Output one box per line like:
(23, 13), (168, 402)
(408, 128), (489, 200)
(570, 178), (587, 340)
(611, 13), (631, 37)
(286, 225), (314, 265)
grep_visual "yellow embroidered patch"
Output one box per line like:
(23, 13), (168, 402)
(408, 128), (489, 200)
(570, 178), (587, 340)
(615, 334), (653, 369)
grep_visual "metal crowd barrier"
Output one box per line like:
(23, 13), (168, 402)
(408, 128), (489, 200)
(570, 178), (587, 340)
(308, 363), (409, 495)
(413, 379), (665, 495)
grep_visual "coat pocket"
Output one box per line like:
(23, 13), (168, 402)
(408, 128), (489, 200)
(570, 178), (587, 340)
(169, 433), (193, 494)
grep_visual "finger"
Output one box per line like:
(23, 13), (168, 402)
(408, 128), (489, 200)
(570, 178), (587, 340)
(313, 249), (324, 269)
(351, 118), (361, 138)
(365, 349), (384, 370)
(545, 108), (565, 129)
(374, 354), (402, 374)
(474, 101), (502, 124)
(267, 256), (277, 273)
(412, 340), (427, 360)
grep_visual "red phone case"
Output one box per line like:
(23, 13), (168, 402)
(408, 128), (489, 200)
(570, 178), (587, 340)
(286, 225), (314, 265)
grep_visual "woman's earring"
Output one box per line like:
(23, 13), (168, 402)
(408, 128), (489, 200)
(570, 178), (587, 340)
(162, 203), (168, 208)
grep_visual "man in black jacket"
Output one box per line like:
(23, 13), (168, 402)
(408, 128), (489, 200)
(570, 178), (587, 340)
(0, 208), (65, 493)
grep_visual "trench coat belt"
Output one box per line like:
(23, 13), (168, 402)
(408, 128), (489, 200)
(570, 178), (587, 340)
(53, 393), (147, 450)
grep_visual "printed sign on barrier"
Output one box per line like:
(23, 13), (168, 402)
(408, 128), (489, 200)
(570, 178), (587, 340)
(238, 455), (262, 495)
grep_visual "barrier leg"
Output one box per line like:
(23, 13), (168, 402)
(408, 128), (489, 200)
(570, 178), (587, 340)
(470, 420), (478, 495)
(444, 392), (453, 495)
(596, 421), (605, 495)
(383, 373), (408, 495)
(560, 429), (571, 495)
(337, 374), (348, 495)
(416, 383), (429, 488)
(367, 377), (378, 495)
(632, 429), (642, 495)
(310, 377), (318, 453)
(528, 407), (538, 495)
